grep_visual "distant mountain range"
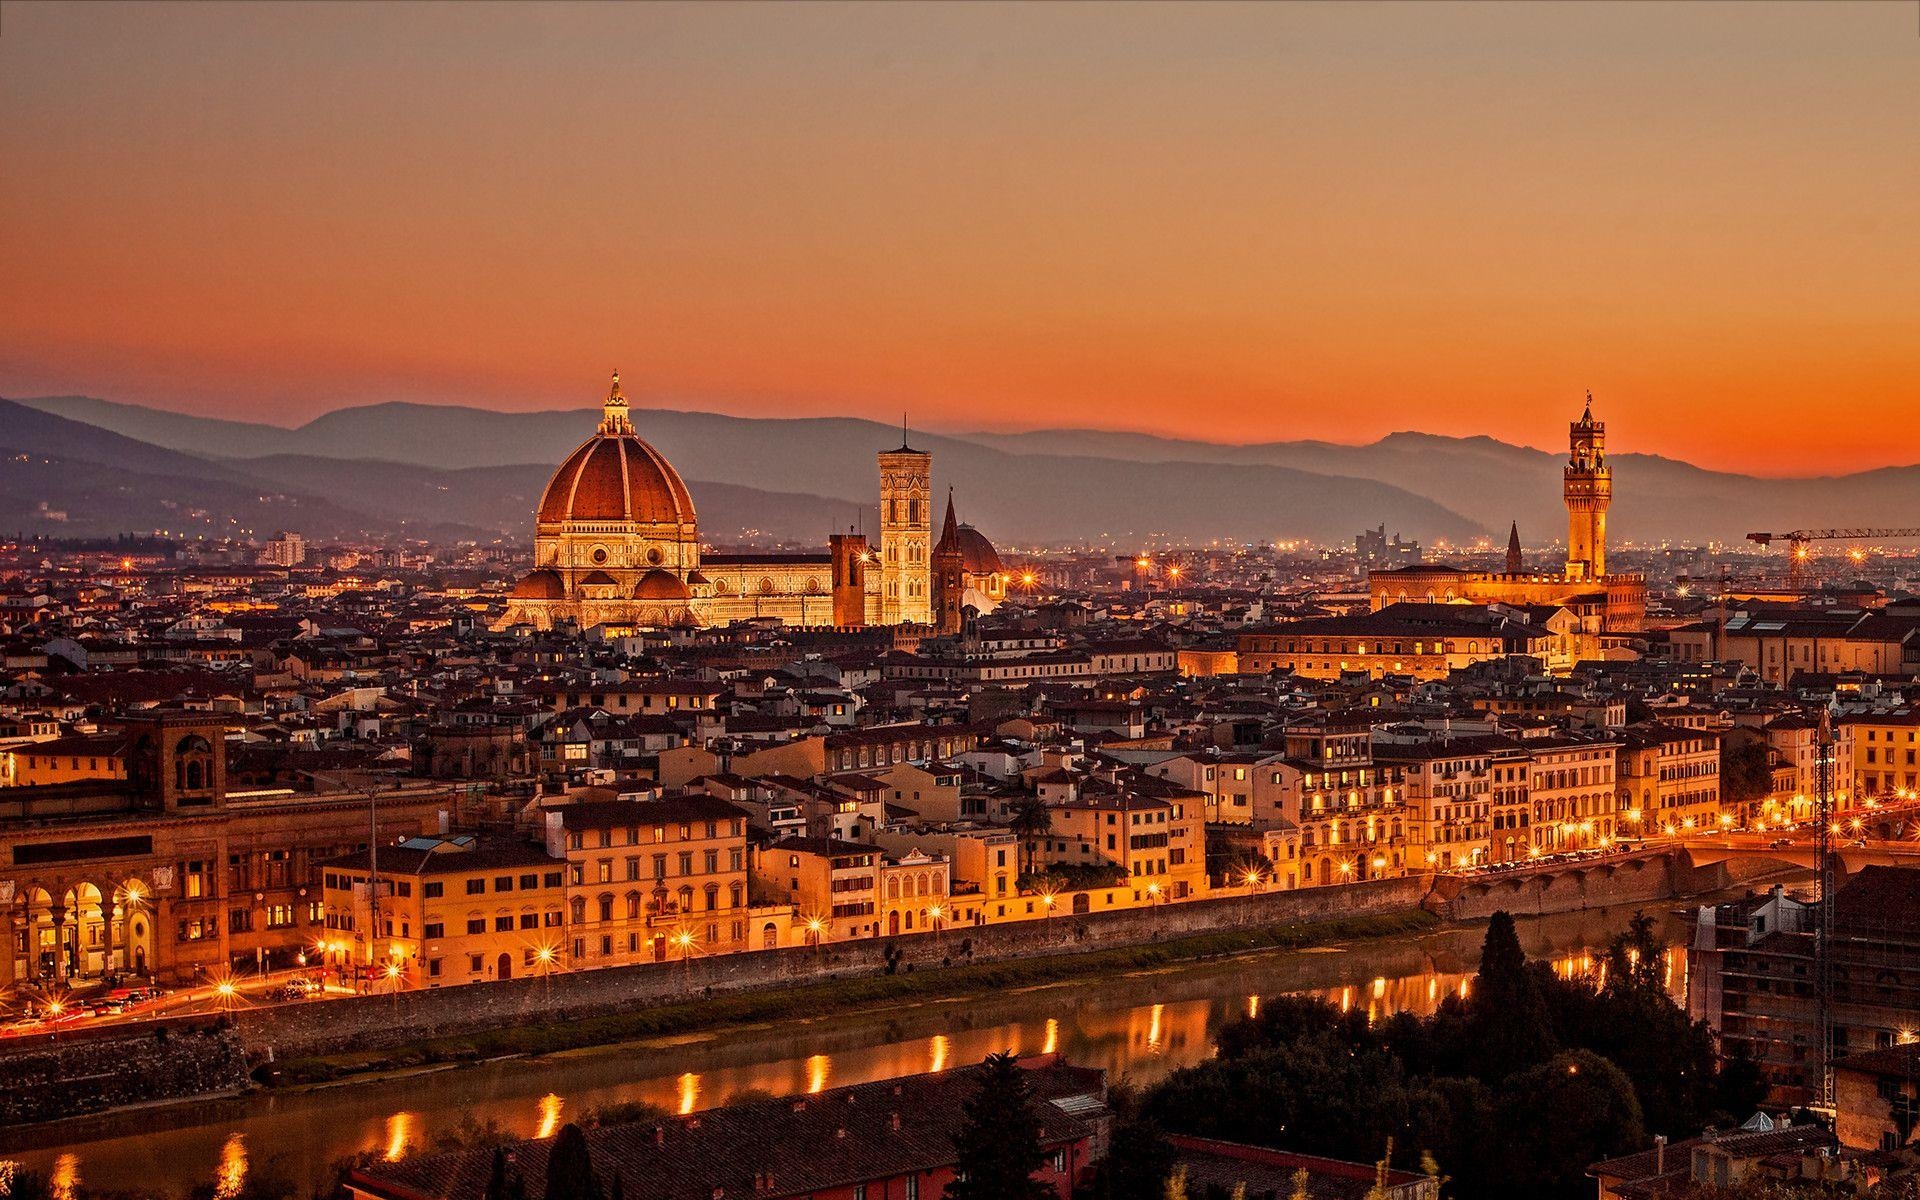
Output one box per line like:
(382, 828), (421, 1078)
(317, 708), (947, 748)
(4, 395), (1480, 546)
(0, 400), (876, 545)
(7, 393), (1917, 548)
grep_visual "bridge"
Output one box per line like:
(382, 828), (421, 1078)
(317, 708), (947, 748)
(1428, 847), (1680, 920)
(1674, 834), (1920, 874)
(1426, 834), (1920, 921)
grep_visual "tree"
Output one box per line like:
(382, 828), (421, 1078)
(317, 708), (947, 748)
(948, 1053), (1054, 1200)
(1008, 796), (1054, 876)
(542, 1123), (602, 1200)
(1465, 911), (1557, 1081)
(486, 1148), (528, 1200)
(1074, 1085), (1175, 1200)
(1721, 739), (1774, 806)
(1485, 1051), (1645, 1200)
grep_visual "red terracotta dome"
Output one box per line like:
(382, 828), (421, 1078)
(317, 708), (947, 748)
(537, 375), (697, 528)
(578, 570), (619, 587)
(510, 568), (565, 600)
(633, 569), (692, 601)
(953, 525), (1004, 577)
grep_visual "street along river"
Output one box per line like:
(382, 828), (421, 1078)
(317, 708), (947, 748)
(1, 899), (1706, 1196)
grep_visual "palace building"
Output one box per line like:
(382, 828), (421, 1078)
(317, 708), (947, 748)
(498, 374), (1006, 631)
(1367, 394), (1647, 643)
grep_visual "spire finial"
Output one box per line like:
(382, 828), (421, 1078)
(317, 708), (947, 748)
(1582, 390), (1594, 422)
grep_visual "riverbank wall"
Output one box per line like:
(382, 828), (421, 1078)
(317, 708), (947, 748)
(236, 873), (1433, 1060)
(0, 1019), (247, 1128)
(51, 847), (1762, 1073)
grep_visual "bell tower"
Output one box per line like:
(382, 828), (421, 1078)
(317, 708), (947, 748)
(877, 423), (932, 626)
(1564, 392), (1611, 581)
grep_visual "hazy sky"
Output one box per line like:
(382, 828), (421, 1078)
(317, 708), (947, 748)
(1, 2), (1914, 474)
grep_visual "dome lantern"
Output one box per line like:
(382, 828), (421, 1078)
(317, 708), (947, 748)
(600, 370), (633, 436)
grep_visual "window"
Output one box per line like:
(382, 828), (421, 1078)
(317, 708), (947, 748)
(467, 919), (487, 935)
(465, 879), (485, 896)
(428, 958), (443, 978)
(494, 876), (513, 893)
(228, 909), (253, 934)
(494, 916), (514, 932)
(519, 874), (538, 890)
(423, 922), (445, 939)
(520, 914), (539, 930)
(423, 882), (444, 899)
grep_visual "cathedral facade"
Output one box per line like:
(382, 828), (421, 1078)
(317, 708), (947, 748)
(497, 375), (1004, 631)
(1367, 395), (1647, 640)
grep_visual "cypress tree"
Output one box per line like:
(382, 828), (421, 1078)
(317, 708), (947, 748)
(543, 1123), (602, 1200)
(1467, 911), (1556, 1081)
(946, 1053), (1053, 1200)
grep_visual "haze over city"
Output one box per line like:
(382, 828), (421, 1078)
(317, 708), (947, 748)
(2, 1), (1916, 474)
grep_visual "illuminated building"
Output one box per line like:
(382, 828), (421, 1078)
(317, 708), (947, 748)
(318, 834), (567, 986)
(931, 490), (1007, 635)
(498, 375), (1000, 631)
(0, 712), (452, 987)
(1366, 394), (1648, 649)
(542, 792), (753, 963)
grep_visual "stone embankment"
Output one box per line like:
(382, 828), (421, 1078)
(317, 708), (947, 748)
(237, 874), (1433, 1060)
(0, 1019), (248, 1128)
(13, 845), (1753, 1107)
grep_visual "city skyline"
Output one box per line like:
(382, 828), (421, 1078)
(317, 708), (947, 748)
(3, 2), (1917, 476)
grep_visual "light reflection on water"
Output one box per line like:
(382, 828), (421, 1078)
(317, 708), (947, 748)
(0, 906), (1697, 1196)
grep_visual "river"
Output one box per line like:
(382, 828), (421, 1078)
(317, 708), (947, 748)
(0, 901), (1703, 1198)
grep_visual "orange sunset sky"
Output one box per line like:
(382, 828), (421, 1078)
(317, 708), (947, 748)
(1, 1), (1914, 475)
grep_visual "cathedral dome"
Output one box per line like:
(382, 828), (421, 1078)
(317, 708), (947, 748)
(537, 374), (697, 528)
(633, 569), (692, 601)
(510, 568), (565, 600)
(953, 525), (1004, 577)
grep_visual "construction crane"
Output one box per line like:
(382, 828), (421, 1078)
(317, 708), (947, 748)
(1745, 527), (1920, 588)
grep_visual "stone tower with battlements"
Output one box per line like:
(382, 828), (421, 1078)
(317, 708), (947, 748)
(1565, 393), (1611, 581)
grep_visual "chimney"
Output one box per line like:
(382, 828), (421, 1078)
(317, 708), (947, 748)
(1654, 1135), (1667, 1173)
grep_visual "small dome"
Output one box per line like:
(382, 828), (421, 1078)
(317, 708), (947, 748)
(579, 570), (618, 587)
(685, 570), (711, 586)
(633, 569), (692, 601)
(510, 569), (565, 600)
(955, 525), (1005, 576)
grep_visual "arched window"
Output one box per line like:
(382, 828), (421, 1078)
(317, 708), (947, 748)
(597, 894), (613, 922)
(625, 893), (642, 920)
(704, 883), (719, 911)
(569, 897), (586, 925)
(677, 885), (694, 912)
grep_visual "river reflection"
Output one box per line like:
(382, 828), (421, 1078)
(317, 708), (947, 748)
(1, 902), (1697, 1196)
